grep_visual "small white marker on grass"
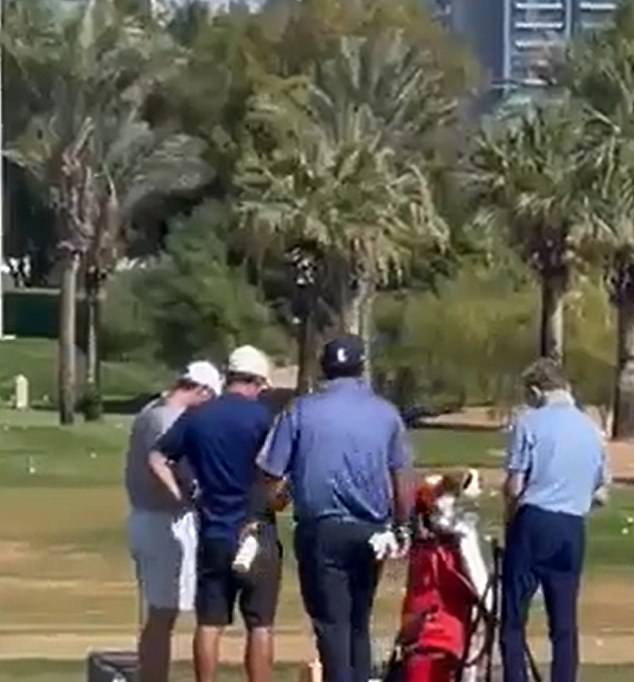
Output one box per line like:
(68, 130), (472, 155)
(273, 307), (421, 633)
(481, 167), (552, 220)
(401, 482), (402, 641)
(27, 456), (36, 475)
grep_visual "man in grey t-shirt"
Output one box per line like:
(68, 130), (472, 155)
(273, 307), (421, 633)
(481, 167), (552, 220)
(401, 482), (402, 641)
(126, 361), (222, 682)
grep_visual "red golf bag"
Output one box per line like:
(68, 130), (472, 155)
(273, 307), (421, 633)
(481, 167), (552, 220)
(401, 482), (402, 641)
(398, 539), (478, 682)
(383, 472), (496, 682)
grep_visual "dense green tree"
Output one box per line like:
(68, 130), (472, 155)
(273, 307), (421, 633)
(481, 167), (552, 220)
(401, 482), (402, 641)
(561, 6), (634, 438)
(4, 0), (210, 422)
(469, 102), (595, 362)
(146, 0), (474, 390)
(374, 264), (615, 418)
(236, 31), (451, 383)
(137, 201), (288, 368)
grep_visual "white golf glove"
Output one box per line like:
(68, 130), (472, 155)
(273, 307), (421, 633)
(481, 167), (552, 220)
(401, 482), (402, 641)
(369, 525), (411, 561)
(233, 526), (260, 574)
(369, 529), (399, 561)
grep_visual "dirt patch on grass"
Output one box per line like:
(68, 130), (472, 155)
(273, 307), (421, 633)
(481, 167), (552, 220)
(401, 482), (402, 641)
(0, 541), (40, 565)
(1, 575), (634, 662)
(4, 631), (634, 666)
(0, 577), (130, 596)
(580, 578), (634, 634)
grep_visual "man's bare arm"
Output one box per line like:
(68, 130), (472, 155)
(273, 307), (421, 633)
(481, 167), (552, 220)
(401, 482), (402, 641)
(503, 472), (526, 525)
(256, 470), (291, 512)
(149, 450), (183, 504)
(391, 469), (413, 526)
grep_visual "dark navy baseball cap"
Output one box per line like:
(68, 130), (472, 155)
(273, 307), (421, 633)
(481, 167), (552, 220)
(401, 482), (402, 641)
(321, 335), (366, 377)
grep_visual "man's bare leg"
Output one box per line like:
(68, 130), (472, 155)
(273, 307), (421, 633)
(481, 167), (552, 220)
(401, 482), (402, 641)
(194, 625), (223, 682)
(138, 607), (178, 682)
(245, 627), (274, 682)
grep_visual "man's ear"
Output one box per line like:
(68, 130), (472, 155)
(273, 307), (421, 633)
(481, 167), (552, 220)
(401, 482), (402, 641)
(528, 384), (545, 406)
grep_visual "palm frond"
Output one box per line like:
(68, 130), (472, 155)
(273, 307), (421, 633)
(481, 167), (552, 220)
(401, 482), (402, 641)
(5, 0), (203, 261)
(237, 44), (449, 284)
(468, 99), (598, 274)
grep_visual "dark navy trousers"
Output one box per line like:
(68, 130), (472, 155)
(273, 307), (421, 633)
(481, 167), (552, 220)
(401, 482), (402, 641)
(294, 519), (381, 682)
(500, 505), (585, 682)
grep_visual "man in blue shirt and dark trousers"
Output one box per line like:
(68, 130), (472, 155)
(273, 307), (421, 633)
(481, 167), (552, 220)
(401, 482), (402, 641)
(501, 358), (609, 682)
(149, 346), (280, 682)
(258, 335), (413, 682)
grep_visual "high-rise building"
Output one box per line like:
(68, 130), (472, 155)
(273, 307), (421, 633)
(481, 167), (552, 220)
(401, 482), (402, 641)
(575, 1), (619, 31)
(503, 0), (572, 88)
(429, 0), (617, 94)
(503, 0), (617, 87)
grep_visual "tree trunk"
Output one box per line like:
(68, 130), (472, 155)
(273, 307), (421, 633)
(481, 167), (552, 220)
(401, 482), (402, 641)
(539, 271), (567, 361)
(296, 310), (317, 395)
(340, 276), (374, 382)
(85, 271), (101, 393)
(360, 283), (375, 385)
(58, 252), (80, 425)
(341, 287), (363, 335)
(613, 297), (634, 440)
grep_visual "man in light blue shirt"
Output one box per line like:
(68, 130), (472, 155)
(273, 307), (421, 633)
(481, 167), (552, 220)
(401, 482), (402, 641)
(501, 359), (609, 682)
(258, 335), (412, 682)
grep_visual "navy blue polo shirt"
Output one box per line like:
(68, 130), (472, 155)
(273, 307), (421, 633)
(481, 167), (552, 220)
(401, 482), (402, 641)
(157, 394), (274, 544)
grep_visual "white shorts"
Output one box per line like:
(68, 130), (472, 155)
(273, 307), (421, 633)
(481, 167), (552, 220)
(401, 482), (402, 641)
(128, 509), (198, 612)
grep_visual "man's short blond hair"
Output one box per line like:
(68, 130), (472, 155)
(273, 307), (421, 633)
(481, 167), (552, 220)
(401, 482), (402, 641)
(521, 358), (568, 392)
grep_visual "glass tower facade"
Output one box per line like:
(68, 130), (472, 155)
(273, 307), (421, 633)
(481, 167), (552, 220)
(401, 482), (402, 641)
(503, 0), (617, 87)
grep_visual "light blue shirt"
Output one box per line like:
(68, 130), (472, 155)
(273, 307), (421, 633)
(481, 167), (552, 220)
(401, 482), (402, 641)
(258, 378), (412, 525)
(506, 396), (607, 517)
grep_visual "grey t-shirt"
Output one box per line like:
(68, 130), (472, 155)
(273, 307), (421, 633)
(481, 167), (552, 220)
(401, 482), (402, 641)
(125, 397), (190, 512)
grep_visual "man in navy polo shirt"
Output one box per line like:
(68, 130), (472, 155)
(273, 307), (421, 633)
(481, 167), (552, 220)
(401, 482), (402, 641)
(258, 335), (413, 682)
(149, 346), (280, 682)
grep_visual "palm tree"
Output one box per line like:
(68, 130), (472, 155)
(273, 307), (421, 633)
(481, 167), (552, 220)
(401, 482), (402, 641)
(565, 12), (634, 438)
(5, 0), (210, 423)
(237, 31), (450, 383)
(469, 103), (594, 362)
(584, 158), (634, 439)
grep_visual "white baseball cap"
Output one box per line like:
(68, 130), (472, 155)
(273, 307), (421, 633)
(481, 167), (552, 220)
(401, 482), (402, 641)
(228, 345), (271, 385)
(182, 361), (223, 395)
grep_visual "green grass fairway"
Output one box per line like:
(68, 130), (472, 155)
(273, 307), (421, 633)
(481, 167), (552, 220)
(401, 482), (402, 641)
(0, 338), (169, 406)
(1, 407), (633, 667)
(0, 409), (503, 492)
(0, 411), (132, 488)
(410, 428), (504, 468)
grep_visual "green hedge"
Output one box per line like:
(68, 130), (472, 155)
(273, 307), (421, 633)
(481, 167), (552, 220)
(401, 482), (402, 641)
(4, 289), (86, 339)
